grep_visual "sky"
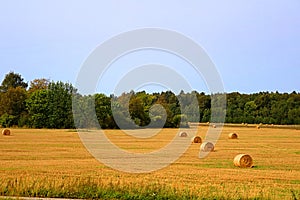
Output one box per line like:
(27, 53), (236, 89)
(0, 0), (299, 95)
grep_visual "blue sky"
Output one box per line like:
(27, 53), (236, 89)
(0, 0), (299, 95)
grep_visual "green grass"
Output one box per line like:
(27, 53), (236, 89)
(191, 160), (233, 169)
(0, 177), (197, 200)
(0, 177), (286, 200)
(291, 180), (300, 184)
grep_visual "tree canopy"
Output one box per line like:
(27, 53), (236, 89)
(0, 72), (299, 128)
(0, 71), (28, 92)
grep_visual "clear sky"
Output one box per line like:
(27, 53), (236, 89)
(0, 0), (299, 95)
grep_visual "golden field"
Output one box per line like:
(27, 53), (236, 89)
(0, 125), (300, 199)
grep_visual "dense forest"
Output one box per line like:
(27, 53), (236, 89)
(0, 72), (299, 128)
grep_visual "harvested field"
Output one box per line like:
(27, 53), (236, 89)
(0, 126), (299, 199)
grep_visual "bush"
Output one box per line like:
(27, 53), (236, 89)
(0, 113), (16, 128)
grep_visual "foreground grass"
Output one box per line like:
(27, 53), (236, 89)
(2, 176), (293, 200)
(1, 176), (197, 200)
(0, 127), (300, 199)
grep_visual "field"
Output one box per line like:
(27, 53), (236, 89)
(0, 125), (300, 199)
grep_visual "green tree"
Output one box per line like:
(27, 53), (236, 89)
(202, 108), (211, 122)
(95, 93), (113, 129)
(178, 91), (200, 122)
(72, 94), (99, 128)
(288, 108), (300, 124)
(0, 87), (27, 127)
(0, 71), (28, 92)
(0, 113), (16, 127)
(110, 92), (137, 129)
(156, 91), (180, 127)
(197, 92), (211, 122)
(129, 92), (151, 127)
(26, 90), (50, 128)
(243, 101), (257, 124)
(47, 81), (75, 128)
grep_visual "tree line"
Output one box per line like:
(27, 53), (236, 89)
(0, 72), (299, 128)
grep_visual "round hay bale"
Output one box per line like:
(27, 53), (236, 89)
(257, 123), (263, 129)
(191, 136), (202, 143)
(256, 125), (261, 129)
(179, 131), (188, 137)
(2, 129), (11, 136)
(200, 141), (214, 152)
(212, 124), (216, 128)
(228, 132), (238, 139)
(233, 154), (253, 168)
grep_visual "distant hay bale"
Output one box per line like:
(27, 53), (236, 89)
(211, 124), (217, 128)
(228, 132), (238, 139)
(256, 125), (261, 129)
(257, 123), (263, 129)
(234, 154), (253, 168)
(179, 131), (188, 137)
(191, 136), (202, 143)
(2, 129), (11, 136)
(200, 141), (214, 152)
